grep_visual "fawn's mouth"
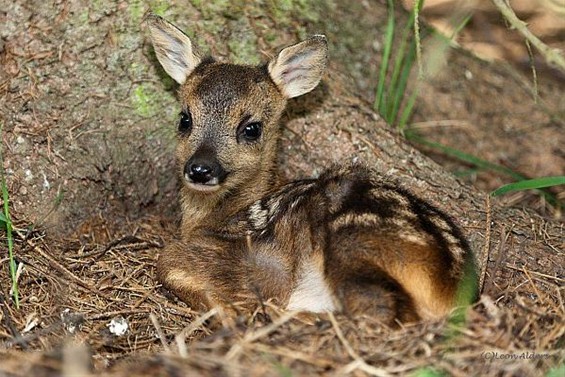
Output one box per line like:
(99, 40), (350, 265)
(184, 174), (223, 193)
(185, 181), (221, 192)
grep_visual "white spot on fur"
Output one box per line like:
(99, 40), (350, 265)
(388, 216), (414, 229)
(331, 212), (383, 231)
(287, 259), (336, 312)
(395, 207), (419, 221)
(449, 245), (466, 262)
(371, 188), (410, 207)
(429, 215), (452, 233)
(441, 231), (460, 245)
(249, 201), (269, 229)
(267, 197), (281, 216)
(399, 232), (429, 246)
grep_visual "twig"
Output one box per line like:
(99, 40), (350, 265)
(0, 293), (26, 349)
(503, 264), (563, 283)
(13, 228), (104, 296)
(491, 0), (565, 72)
(328, 312), (391, 377)
(249, 343), (334, 368)
(2, 321), (64, 348)
(175, 308), (218, 358)
(150, 313), (171, 353)
(483, 225), (510, 294)
(92, 235), (163, 261)
(226, 310), (297, 361)
(87, 309), (152, 321)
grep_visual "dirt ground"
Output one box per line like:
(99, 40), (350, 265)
(0, 1), (563, 376)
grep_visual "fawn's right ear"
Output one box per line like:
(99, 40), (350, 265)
(145, 14), (202, 85)
(268, 35), (328, 98)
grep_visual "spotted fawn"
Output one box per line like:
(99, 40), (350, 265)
(146, 14), (478, 325)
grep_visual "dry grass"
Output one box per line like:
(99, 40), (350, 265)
(0, 210), (563, 377)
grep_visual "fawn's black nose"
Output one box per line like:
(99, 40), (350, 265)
(184, 145), (227, 187)
(187, 162), (214, 184)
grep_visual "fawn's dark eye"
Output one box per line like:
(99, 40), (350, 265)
(238, 122), (262, 142)
(178, 111), (192, 134)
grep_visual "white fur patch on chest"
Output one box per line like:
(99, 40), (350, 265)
(286, 259), (336, 312)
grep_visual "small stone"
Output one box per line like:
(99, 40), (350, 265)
(60, 309), (84, 334)
(107, 316), (128, 336)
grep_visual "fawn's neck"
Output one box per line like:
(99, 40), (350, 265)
(179, 166), (283, 237)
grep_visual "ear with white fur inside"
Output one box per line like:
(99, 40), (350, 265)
(145, 14), (202, 85)
(268, 35), (328, 98)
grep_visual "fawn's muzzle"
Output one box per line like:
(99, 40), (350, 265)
(184, 148), (227, 190)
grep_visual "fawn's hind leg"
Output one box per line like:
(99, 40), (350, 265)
(329, 266), (420, 325)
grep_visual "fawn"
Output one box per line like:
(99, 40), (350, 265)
(146, 14), (477, 325)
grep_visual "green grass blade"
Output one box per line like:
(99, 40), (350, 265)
(386, 7), (417, 116)
(450, 13), (472, 40)
(491, 176), (565, 197)
(406, 132), (526, 180)
(374, 0), (395, 115)
(406, 132), (562, 208)
(413, 0), (425, 78)
(382, 1), (424, 126)
(388, 39), (417, 124)
(1, 179), (18, 308)
(398, 83), (420, 131)
(0, 123), (19, 309)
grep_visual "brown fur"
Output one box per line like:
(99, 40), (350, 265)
(146, 14), (477, 326)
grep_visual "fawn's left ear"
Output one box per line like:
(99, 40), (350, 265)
(145, 14), (202, 85)
(268, 35), (328, 98)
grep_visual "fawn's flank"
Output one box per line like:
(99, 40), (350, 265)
(146, 14), (477, 325)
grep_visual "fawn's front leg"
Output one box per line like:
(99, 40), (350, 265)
(156, 234), (249, 321)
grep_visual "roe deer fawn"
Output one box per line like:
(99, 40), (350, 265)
(146, 14), (477, 325)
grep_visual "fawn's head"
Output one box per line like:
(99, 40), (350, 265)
(146, 15), (328, 200)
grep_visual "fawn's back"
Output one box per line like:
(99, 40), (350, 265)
(146, 14), (477, 325)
